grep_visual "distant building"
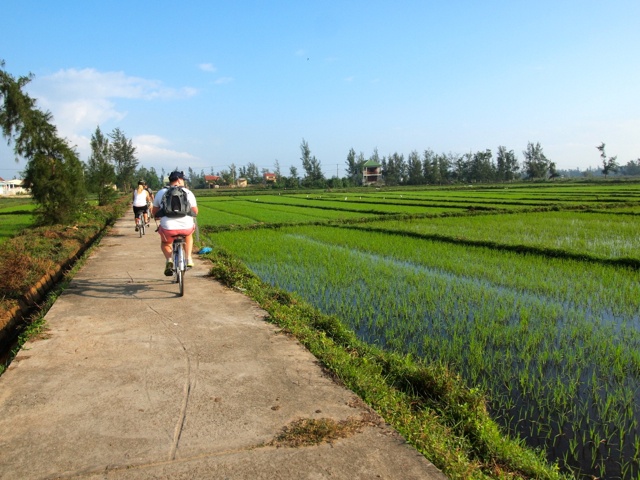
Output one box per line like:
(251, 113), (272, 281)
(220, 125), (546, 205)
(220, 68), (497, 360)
(362, 160), (383, 185)
(204, 175), (221, 188)
(236, 177), (248, 188)
(263, 172), (277, 183)
(0, 178), (27, 196)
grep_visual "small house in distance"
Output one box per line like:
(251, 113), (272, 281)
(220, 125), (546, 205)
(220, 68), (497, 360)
(362, 159), (382, 185)
(263, 172), (277, 184)
(236, 177), (248, 188)
(204, 175), (221, 188)
(0, 178), (28, 196)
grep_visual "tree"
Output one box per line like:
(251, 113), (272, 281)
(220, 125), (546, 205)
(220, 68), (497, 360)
(438, 153), (455, 184)
(0, 61), (35, 156)
(383, 152), (406, 186)
(523, 142), (552, 180)
(136, 165), (162, 190)
(273, 159), (281, 179)
(422, 150), (452, 184)
(109, 127), (137, 191)
(300, 138), (324, 187)
(22, 134), (87, 224)
(469, 149), (495, 183)
(286, 165), (300, 188)
(597, 142), (618, 178)
(147, 167), (162, 190)
(86, 125), (117, 206)
(1, 60), (86, 224)
(345, 148), (366, 185)
(245, 162), (260, 184)
(621, 159), (640, 176)
(406, 150), (423, 185)
(422, 149), (436, 183)
(228, 163), (237, 184)
(453, 152), (473, 183)
(496, 146), (519, 182)
(219, 168), (233, 186)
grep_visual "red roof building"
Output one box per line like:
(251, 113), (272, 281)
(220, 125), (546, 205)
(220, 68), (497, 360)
(204, 175), (221, 187)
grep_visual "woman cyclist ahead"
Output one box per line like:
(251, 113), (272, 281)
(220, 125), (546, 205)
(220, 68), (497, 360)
(132, 180), (151, 231)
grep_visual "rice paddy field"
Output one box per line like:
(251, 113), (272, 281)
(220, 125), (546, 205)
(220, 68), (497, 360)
(0, 197), (36, 245)
(197, 182), (640, 479)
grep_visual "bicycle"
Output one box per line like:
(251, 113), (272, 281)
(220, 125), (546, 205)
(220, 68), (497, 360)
(171, 235), (187, 296)
(136, 210), (146, 237)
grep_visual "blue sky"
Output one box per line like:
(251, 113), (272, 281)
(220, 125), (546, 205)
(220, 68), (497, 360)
(1, 0), (639, 180)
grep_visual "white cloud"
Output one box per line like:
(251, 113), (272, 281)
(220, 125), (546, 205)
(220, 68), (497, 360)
(32, 68), (197, 101)
(214, 77), (233, 85)
(27, 68), (197, 136)
(199, 63), (217, 72)
(133, 134), (197, 165)
(21, 68), (199, 162)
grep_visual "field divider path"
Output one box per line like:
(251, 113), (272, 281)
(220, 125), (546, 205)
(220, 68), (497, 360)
(0, 212), (444, 480)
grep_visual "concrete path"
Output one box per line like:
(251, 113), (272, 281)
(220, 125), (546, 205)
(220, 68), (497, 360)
(0, 214), (446, 480)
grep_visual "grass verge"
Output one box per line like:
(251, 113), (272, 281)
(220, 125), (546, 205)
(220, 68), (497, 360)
(204, 246), (569, 480)
(0, 196), (129, 375)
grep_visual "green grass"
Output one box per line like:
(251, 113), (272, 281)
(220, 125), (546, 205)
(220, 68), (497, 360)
(0, 199), (37, 244)
(361, 210), (640, 261)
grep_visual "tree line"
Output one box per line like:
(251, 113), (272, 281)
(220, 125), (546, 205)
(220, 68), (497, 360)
(200, 138), (639, 190)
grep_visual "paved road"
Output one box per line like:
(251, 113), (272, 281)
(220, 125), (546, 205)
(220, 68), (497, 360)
(0, 214), (446, 479)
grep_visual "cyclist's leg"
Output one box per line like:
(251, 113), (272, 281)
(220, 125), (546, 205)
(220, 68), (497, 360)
(157, 226), (175, 276)
(133, 206), (141, 230)
(185, 233), (194, 266)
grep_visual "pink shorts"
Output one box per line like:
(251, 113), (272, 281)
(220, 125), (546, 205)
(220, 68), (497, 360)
(157, 225), (195, 243)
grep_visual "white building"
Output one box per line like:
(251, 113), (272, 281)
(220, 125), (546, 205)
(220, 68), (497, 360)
(0, 178), (28, 196)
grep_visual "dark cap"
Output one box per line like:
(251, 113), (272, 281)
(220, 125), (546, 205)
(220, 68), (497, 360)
(169, 170), (185, 181)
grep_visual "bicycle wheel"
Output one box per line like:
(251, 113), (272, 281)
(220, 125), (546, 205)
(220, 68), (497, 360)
(173, 245), (180, 283)
(177, 244), (185, 296)
(140, 219), (145, 236)
(138, 214), (143, 237)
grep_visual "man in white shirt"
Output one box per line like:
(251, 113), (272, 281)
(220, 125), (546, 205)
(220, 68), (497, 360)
(152, 170), (199, 276)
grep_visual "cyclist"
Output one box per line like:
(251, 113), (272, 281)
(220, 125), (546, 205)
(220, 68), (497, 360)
(143, 183), (155, 219)
(132, 180), (151, 231)
(151, 170), (199, 276)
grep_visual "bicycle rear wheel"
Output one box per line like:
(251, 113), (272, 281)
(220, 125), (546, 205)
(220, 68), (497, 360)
(177, 268), (184, 296)
(178, 244), (185, 296)
(173, 241), (185, 296)
(138, 214), (143, 237)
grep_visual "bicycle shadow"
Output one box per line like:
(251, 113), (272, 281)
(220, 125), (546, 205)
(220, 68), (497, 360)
(64, 278), (183, 300)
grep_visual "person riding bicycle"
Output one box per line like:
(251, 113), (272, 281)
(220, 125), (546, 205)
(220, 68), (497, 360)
(151, 170), (199, 276)
(132, 180), (151, 231)
(143, 183), (155, 219)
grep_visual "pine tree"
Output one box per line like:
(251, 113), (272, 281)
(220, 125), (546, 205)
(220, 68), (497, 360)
(1, 60), (86, 224)
(86, 125), (117, 206)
